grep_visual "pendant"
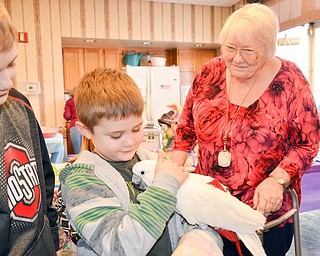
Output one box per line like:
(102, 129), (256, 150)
(218, 150), (231, 167)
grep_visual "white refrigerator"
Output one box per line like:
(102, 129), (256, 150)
(126, 65), (181, 152)
(126, 65), (181, 125)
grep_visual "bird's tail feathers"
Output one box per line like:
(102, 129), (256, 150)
(238, 233), (266, 256)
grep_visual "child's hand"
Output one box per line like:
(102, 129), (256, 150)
(155, 154), (189, 186)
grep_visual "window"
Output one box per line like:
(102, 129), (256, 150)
(276, 21), (320, 112)
(276, 24), (309, 78)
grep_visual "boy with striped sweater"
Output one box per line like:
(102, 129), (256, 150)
(59, 68), (222, 255)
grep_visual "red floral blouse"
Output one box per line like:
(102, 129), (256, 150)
(174, 57), (320, 223)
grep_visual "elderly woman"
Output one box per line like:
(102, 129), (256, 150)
(172, 3), (319, 256)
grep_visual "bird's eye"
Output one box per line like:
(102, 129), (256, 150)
(141, 170), (145, 175)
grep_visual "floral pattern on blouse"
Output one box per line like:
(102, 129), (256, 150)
(174, 57), (320, 223)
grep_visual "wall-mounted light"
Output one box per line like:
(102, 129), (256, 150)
(84, 39), (96, 43)
(194, 43), (204, 47)
(308, 23), (314, 36)
(141, 41), (152, 45)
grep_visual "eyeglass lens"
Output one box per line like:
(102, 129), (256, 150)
(221, 45), (258, 61)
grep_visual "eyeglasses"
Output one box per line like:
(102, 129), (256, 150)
(220, 44), (260, 62)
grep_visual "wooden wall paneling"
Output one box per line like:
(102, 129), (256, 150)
(109, 0), (119, 39)
(95, 0), (105, 38)
(183, 5), (192, 42)
(39, 0), (58, 126)
(165, 52), (172, 66)
(84, 0), (96, 38)
(278, 1), (290, 23)
(234, 0), (246, 10)
(162, 3), (171, 42)
(63, 48), (84, 92)
(11, 0), (27, 85)
(70, 0), (81, 37)
(12, 0), (41, 120)
(83, 48), (104, 73)
(104, 48), (121, 69)
(197, 49), (216, 71)
(147, 50), (166, 59)
(9, 0), (35, 122)
(6, 0), (320, 130)
(174, 48), (216, 88)
(16, 46), (27, 91)
(131, 0), (142, 40)
(152, 50), (170, 65)
(174, 4), (183, 42)
(153, 2), (163, 41)
(22, 0), (42, 122)
(178, 49), (196, 89)
(267, 0), (320, 31)
(222, 7), (232, 27)
(9, 1), (23, 34)
(60, 0), (71, 37)
(48, 0), (65, 126)
(202, 6), (211, 43)
(118, 0), (128, 39)
(168, 48), (178, 66)
(140, 1), (150, 40)
(194, 5), (203, 43)
(178, 49), (197, 71)
(212, 7), (222, 43)
(23, 0), (38, 80)
(210, 6), (232, 44)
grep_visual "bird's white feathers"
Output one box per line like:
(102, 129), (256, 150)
(132, 160), (267, 256)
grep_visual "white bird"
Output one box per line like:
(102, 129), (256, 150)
(132, 160), (267, 256)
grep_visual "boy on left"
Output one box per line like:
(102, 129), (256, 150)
(0, 4), (59, 255)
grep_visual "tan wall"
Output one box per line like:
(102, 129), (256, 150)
(59, 0), (235, 43)
(2, 0), (65, 127)
(266, 0), (320, 31)
(2, 0), (319, 126)
(2, 0), (236, 127)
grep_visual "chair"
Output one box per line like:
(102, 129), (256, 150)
(256, 189), (302, 256)
(65, 121), (74, 155)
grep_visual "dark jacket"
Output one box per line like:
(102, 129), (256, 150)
(0, 88), (59, 255)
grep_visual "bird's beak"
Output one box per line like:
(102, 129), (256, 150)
(132, 174), (148, 191)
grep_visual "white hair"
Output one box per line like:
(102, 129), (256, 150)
(218, 3), (279, 59)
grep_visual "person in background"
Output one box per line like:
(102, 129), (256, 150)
(64, 86), (82, 154)
(0, 4), (59, 255)
(59, 68), (223, 256)
(171, 3), (320, 256)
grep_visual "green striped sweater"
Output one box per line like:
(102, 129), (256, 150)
(59, 150), (187, 256)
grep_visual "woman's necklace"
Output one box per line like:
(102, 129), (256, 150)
(218, 66), (264, 167)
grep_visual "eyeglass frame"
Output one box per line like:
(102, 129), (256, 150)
(220, 44), (262, 62)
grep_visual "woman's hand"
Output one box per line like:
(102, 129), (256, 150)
(170, 150), (189, 167)
(155, 154), (189, 186)
(253, 177), (284, 217)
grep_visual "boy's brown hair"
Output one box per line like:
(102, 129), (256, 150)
(75, 68), (144, 132)
(0, 4), (17, 52)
